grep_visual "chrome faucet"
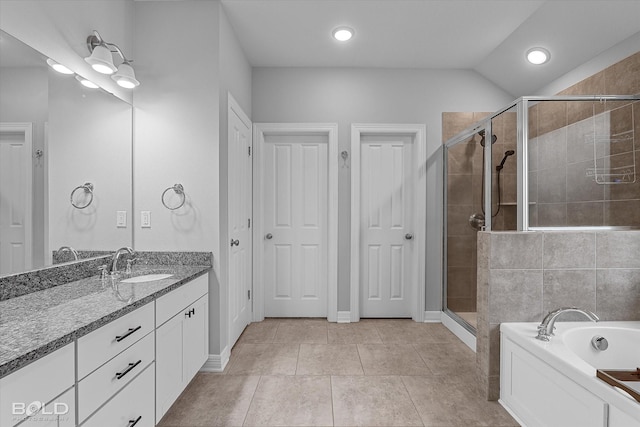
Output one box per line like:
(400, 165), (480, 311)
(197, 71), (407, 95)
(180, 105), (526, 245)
(535, 307), (599, 341)
(108, 247), (135, 274)
(56, 246), (79, 261)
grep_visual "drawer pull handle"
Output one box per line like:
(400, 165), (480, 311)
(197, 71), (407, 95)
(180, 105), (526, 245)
(115, 325), (142, 342)
(116, 359), (142, 380)
(128, 415), (142, 427)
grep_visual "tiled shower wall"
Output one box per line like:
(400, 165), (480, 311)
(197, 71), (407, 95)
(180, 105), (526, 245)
(529, 100), (640, 227)
(443, 112), (489, 312)
(476, 230), (640, 400)
(443, 112), (519, 312)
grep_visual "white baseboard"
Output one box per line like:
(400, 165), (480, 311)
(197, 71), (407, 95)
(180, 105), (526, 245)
(200, 346), (230, 372)
(441, 312), (476, 352)
(423, 311), (442, 323)
(337, 311), (351, 323)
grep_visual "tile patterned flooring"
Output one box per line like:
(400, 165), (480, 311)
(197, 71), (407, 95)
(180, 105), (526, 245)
(158, 318), (519, 427)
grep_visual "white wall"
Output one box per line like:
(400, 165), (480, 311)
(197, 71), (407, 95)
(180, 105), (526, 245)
(48, 73), (132, 253)
(252, 67), (514, 312)
(0, 0), (134, 103)
(133, 0), (225, 354)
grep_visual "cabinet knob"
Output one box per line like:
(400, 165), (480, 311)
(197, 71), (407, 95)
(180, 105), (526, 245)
(265, 233), (273, 240)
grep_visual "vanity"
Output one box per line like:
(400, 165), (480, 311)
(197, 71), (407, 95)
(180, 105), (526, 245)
(0, 252), (211, 427)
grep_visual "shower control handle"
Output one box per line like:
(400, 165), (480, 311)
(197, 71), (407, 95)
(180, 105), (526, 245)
(405, 233), (413, 240)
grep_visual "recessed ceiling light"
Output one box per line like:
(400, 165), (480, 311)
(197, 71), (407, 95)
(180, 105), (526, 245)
(332, 26), (354, 42)
(46, 58), (74, 74)
(526, 47), (550, 65)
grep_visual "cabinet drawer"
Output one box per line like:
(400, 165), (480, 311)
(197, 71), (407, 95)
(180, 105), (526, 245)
(83, 362), (155, 427)
(78, 331), (154, 422)
(78, 302), (154, 379)
(0, 343), (74, 427)
(156, 274), (208, 327)
(19, 387), (75, 427)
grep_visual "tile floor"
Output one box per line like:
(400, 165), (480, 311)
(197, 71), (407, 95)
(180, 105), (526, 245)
(158, 318), (519, 427)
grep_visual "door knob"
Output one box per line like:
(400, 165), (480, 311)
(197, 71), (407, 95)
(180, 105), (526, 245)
(230, 239), (240, 247)
(265, 233), (273, 240)
(405, 233), (413, 240)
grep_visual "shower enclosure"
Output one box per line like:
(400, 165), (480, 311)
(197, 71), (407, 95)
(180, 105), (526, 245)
(443, 95), (640, 334)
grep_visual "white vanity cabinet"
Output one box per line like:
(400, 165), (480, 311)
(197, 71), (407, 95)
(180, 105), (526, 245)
(82, 363), (155, 427)
(0, 343), (75, 427)
(18, 387), (75, 427)
(155, 275), (209, 422)
(2, 270), (209, 427)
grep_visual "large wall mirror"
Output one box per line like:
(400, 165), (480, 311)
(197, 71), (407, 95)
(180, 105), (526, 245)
(0, 30), (133, 275)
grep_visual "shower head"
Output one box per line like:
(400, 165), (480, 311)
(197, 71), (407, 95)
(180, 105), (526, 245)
(478, 130), (498, 147)
(496, 150), (515, 171)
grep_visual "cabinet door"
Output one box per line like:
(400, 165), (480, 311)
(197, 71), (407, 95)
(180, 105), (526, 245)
(156, 312), (184, 422)
(19, 387), (75, 427)
(0, 343), (74, 427)
(184, 295), (209, 381)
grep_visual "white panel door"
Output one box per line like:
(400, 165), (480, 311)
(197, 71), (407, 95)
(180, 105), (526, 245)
(263, 134), (328, 317)
(360, 135), (414, 317)
(0, 125), (32, 275)
(228, 98), (252, 347)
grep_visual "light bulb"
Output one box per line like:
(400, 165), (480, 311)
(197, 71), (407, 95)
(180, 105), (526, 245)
(46, 58), (73, 74)
(332, 27), (354, 42)
(75, 75), (99, 89)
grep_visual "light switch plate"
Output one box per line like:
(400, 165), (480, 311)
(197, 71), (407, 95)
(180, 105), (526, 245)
(116, 211), (127, 228)
(141, 211), (151, 228)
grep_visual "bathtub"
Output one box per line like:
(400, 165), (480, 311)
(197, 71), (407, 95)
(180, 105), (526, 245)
(500, 321), (640, 427)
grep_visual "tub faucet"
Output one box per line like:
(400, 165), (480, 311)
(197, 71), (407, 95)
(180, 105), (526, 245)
(108, 247), (135, 275)
(536, 307), (599, 341)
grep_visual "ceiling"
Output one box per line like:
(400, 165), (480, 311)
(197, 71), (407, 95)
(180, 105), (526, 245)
(221, 0), (640, 97)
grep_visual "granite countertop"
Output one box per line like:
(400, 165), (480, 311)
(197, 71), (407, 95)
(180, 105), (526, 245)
(0, 264), (210, 378)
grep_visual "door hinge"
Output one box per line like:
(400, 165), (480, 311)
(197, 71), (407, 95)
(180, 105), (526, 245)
(248, 146), (251, 156)
(248, 218), (251, 228)
(247, 290), (251, 300)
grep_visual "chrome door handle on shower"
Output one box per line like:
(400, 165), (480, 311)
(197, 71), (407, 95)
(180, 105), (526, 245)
(265, 233), (273, 240)
(230, 239), (240, 247)
(405, 233), (413, 240)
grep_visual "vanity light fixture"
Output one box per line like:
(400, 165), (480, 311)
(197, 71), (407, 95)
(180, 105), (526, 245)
(526, 47), (550, 65)
(85, 30), (140, 88)
(332, 26), (354, 42)
(46, 58), (73, 74)
(111, 61), (139, 89)
(75, 75), (99, 89)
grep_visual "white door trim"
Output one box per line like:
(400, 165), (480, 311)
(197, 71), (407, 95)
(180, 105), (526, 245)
(253, 123), (339, 322)
(0, 122), (33, 271)
(229, 93), (251, 129)
(350, 124), (426, 322)
(227, 93), (252, 348)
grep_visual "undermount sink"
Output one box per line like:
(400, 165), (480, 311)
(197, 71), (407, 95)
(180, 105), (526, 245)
(120, 273), (174, 283)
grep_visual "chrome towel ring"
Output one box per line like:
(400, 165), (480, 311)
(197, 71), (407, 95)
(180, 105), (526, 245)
(162, 183), (186, 210)
(70, 182), (94, 209)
